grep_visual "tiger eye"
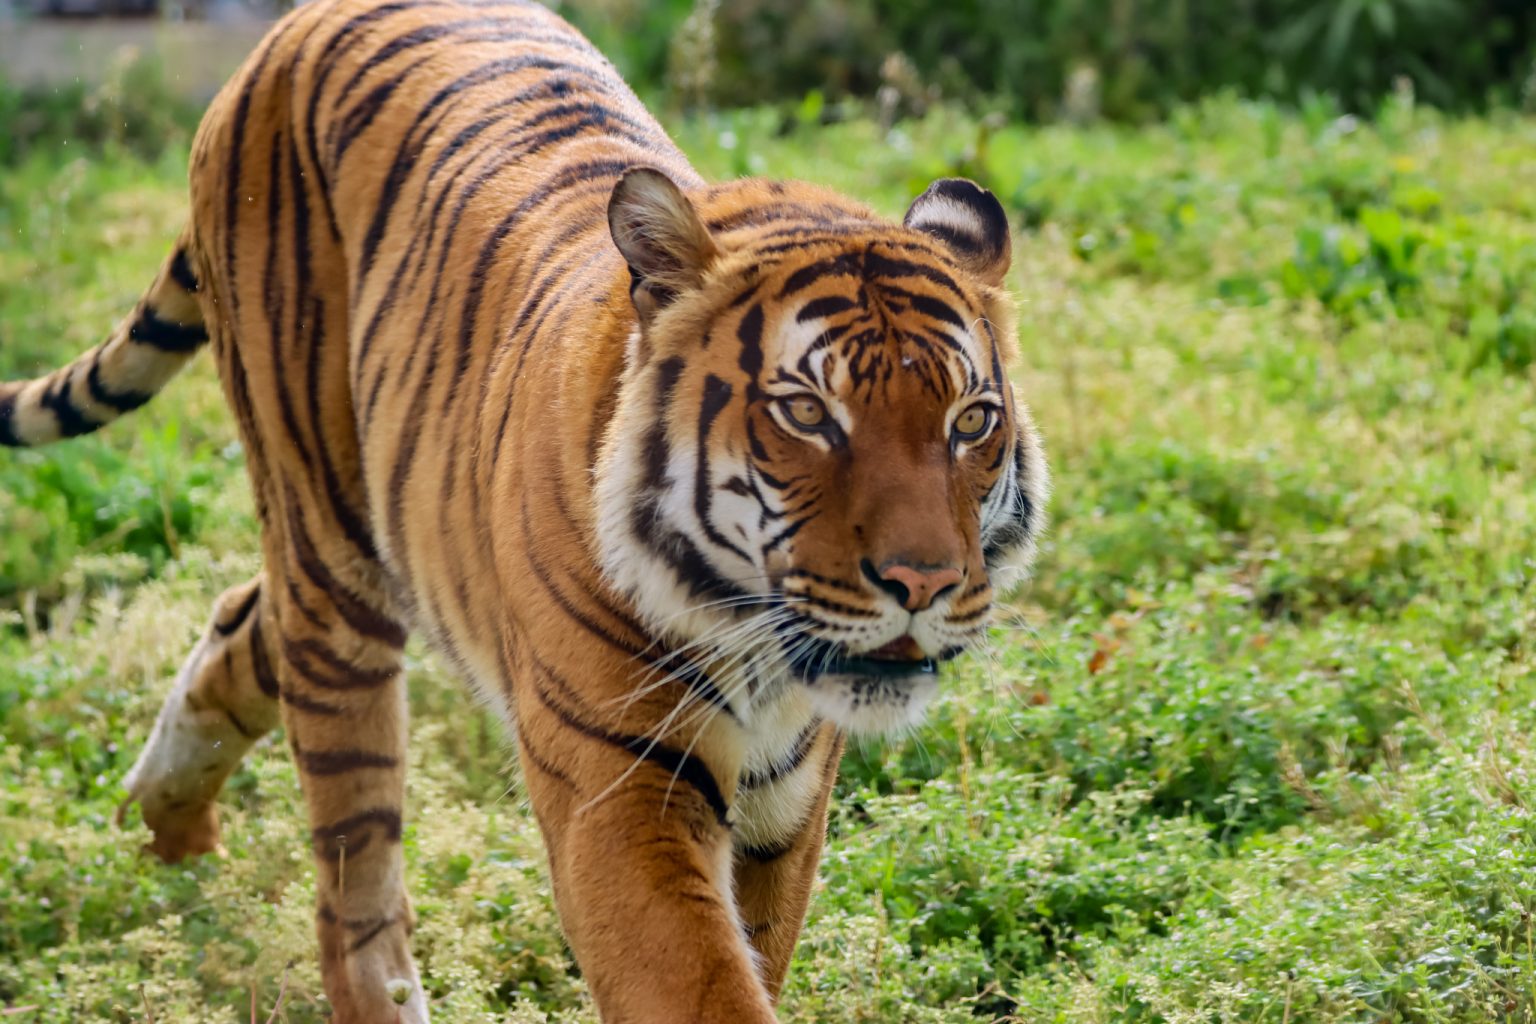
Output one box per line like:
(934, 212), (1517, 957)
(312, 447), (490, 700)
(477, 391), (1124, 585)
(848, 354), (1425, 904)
(954, 405), (991, 438)
(785, 396), (828, 428)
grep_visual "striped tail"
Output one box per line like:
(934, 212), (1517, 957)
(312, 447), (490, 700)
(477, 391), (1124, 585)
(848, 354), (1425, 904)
(0, 233), (208, 447)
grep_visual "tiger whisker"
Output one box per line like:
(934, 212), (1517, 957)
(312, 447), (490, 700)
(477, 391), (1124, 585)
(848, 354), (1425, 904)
(641, 608), (817, 751)
(628, 595), (803, 676)
(621, 591), (793, 664)
(612, 605), (801, 717)
(579, 607), (806, 817)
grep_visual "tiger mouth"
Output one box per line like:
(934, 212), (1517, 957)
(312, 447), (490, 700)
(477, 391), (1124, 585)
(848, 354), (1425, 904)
(783, 634), (960, 682)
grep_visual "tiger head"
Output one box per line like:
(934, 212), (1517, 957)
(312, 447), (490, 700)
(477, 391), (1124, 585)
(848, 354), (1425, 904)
(595, 169), (1048, 735)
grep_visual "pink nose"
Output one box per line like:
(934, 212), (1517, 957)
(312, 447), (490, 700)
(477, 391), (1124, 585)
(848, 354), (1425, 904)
(876, 563), (965, 612)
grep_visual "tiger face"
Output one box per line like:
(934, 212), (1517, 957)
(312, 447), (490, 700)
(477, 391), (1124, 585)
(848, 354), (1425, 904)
(597, 171), (1048, 735)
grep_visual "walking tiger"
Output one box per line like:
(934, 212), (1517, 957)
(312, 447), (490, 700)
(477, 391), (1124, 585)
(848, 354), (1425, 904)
(0, 0), (1048, 1018)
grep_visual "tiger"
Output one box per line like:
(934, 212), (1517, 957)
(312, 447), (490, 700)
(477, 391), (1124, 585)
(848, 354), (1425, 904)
(0, 0), (1048, 1019)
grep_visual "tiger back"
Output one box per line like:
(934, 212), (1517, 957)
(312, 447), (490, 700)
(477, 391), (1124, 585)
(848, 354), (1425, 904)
(0, 0), (1047, 1019)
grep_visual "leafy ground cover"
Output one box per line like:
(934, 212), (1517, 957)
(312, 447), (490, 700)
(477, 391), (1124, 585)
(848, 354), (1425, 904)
(2, 96), (1535, 1022)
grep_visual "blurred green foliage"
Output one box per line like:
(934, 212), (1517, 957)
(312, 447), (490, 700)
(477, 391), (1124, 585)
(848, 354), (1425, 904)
(0, 0), (1532, 146)
(0, 149), (247, 610)
(562, 0), (1536, 120)
(0, 57), (200, 167)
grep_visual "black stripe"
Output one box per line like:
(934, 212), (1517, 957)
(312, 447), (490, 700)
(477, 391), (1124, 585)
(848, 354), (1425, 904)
(795, 295), (859, 322)
(541, 459), (655, 644)
(946, 603), (991, 626)
(214, 585), (261, 636)
(778, 253), (862, 299)
(280, 687), (344, 716)
(630, 504), (751, 603)
(223, 707), (260, 740)
(780, 567), (864, 594)
(348, 917), (396, 952)
(297, 748), (400, 775)
(532, 656), (732, 828)
(356, 57), (620, 293)
(283, 635), (398, 691)
(331, 17), (507, 109)
(693, 374), (753, 565)
(863, 249), (964, 299)
(706, 202), (850, 234)
(249, 617), (281, 699)
(311, 807), (403, 862)
(301, 304), (378, 563)
(39, 377), (96, 439)
(514, 497), (734, 721)
(761, 508), (819, 556)
(496, 244), (612, 423)
(639, 356), (684, 493)
(792, 591), (880, 619)
(740, 838), (796, 863)
(983, 488), (1035, 566)
(519, 734), (578, 790)
(0, 391), (19, 447)
(754, 222), (863, 243)
(333, 54), (435, 159)
(907, 292), (966, 330)
(914, 221), (985, 260)
(447, 158), (636, 402)
(740, 721), (821, 790)
(169, 248), (200, 293)
(128, 308), (207, 353)
(627, 358), (717, 601)
(223, 13), (300, 316)
(264, 125), (315, 483)
(748, 235), (863, 258)
(283, 575), (329, 631)
(737, 303), (765, 382)
(286, 504), (408, 647)
(86, 360), (153, 413)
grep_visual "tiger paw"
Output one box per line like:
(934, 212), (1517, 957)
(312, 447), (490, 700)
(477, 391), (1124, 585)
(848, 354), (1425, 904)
(120, 795), (225, 864)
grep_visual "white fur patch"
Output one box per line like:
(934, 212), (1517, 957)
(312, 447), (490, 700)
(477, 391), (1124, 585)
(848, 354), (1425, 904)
(804, 672), (938, 737)
(906, 195), (988, 250)
(733, 688), (824, 852)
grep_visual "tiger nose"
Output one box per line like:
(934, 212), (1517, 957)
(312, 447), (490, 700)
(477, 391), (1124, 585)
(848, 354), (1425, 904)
(863, 560), (965, 612)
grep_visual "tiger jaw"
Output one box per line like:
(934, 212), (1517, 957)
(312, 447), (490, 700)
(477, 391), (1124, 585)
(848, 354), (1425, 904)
(777, 622), (972, 735)
(799, 667), (944, 736)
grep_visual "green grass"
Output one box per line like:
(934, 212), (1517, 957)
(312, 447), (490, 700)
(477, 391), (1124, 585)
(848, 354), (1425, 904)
(3, 96), (1536, 1022)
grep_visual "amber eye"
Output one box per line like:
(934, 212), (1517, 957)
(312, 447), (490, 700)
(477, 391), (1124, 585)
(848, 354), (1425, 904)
(782, 395), (829, 429)
(953, 404), (994, 441)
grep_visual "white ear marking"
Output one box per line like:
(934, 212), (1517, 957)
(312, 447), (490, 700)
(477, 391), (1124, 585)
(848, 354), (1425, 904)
(904, 177), (1012, 287)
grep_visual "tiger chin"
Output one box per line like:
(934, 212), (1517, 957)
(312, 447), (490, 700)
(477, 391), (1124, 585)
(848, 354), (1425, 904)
(1, 0), (1046, 1021)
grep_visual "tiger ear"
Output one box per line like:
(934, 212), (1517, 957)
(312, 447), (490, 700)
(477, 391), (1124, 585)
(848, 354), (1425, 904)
(903, 178), (1012, 287)
(608, 168), (718, 322)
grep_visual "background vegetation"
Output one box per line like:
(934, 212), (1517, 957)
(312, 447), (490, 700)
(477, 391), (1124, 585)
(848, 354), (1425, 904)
(557, 0), (1536, 121)
(3, 14), (1536, 1023)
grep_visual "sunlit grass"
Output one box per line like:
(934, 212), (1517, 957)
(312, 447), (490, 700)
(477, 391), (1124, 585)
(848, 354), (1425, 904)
(2, 97), (1535, 1022)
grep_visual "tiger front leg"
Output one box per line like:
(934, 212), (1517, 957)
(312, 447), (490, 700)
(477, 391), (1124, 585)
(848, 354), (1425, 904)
(122, 576), (281, 862)
(516, 667), (778, 1024)
(733, 723), (844, 1001)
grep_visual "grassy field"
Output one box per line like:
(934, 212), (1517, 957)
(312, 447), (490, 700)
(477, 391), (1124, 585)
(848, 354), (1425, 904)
(3, 94), (1536, 1022)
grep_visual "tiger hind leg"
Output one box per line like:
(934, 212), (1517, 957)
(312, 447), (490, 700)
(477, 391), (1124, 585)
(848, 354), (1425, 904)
(121, 575), (281, 862)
